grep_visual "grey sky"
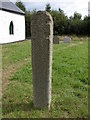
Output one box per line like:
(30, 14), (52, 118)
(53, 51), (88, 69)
(10, 0), (89, 18)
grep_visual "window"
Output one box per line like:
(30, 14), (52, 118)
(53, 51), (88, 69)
(9, 21), (14, 35)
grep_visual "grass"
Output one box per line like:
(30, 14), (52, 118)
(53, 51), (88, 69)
(2, 39), (88, 118)
(2, 40), (31, 69)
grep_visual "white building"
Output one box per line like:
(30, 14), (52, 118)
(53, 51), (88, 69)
(0, 0), (25, 44)
(88, 1), (90, 16)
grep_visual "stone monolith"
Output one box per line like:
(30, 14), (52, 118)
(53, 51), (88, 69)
(31, 11), (53, 109)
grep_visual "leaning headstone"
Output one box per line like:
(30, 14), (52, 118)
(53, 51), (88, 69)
(31, 11), (53, 109)
(64, 37), (71, 43)
(53, 36), (60, 44)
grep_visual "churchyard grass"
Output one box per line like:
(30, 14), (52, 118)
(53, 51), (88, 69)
(2, 38), (88, 118)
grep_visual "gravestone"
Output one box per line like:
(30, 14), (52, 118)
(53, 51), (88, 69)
(31, 11), (53, 109)
(64, 37), (71, 43)
(53, 36), (60, 44)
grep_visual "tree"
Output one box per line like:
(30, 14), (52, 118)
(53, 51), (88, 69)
(83, 16), (90, 35)
(16, 0), (26, 12)
(74, 12), (82, 20)
(69, 12), (83, 35)
(51, 9), (68, 35)
(16, 1), (90, 37)
(58, 8), (64, 14)
(45, 3), (51, 12)
(25, 10), (32, 38)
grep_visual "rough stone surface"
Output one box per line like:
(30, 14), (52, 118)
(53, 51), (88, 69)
(0, 45), (2, 117)
(31, 11), (53, 109)
(64, 37), (71, 43)
(53, 36), (60, 44)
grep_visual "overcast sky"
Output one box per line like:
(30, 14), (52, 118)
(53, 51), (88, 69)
(10, 0), (89, 19)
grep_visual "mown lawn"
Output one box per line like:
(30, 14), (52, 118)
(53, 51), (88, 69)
(2, 39), (88, 118)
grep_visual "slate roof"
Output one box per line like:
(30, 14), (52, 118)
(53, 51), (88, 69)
(0, 0), (25, 15)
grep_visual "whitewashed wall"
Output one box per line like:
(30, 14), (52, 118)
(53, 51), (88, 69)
(0, 10), (25, 44)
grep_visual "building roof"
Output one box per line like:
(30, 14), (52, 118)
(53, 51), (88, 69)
(0, 0), (25, 15)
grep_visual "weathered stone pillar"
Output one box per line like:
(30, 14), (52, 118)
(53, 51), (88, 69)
(0, 44), (2, 119)
(31, 11), (53, 109)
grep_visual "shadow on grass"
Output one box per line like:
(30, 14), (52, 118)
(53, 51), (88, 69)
(2, 101), (34, 115)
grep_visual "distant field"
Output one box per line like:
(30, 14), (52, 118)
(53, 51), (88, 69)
(2, 39), (88, 118)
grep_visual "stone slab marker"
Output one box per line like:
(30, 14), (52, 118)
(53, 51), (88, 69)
(53, 36), (60, 44)
(64, 37), (71, 43)
(31, 11), (53, 109)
